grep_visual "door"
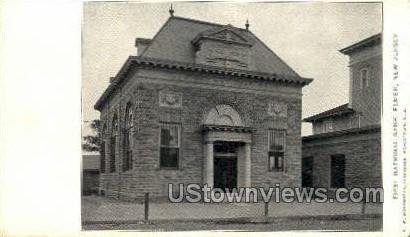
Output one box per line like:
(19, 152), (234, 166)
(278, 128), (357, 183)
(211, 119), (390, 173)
(302, 156), (314, 188)
(214, 157), (237, 192)
(330, 154), (346, 188)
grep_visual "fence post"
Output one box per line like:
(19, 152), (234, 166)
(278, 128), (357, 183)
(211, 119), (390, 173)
(264, 201), (269, 217)
(361, 200), (366, 214)
(144, 193), (149, 221)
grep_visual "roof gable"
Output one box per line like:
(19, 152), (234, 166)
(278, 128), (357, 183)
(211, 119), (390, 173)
(192, 25), (253, 47)
(140, 16), (299, 77)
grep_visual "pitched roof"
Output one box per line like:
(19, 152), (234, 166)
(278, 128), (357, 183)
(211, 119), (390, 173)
(302, 124), (380, 142)
(303, 103), (355, 122)
(82, 154), (100, 170)
(140, 16), (300, 77)
(95, 15), (313, 111)
(339, 33), (382, 55)
(94, 56), (313, 110)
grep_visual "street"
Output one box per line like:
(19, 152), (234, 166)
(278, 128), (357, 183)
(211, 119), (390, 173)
(83, 216), (382, 231)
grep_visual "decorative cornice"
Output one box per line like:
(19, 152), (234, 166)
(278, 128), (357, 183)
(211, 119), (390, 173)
(339, 33), (382, 55)
(202, 124), (255, 133)
(191, 25), (253, 47)
(303, 103), (355, 122)
(192, 36), (253, 47)
(94, 56), (313, 111)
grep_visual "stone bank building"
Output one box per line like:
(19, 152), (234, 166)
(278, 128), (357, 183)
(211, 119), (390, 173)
(94, 14), (313, 199)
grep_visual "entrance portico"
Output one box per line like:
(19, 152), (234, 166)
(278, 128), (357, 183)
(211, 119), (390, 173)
(202, 125), (253, 189)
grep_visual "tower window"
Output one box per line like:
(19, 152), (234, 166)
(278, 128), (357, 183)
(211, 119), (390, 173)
(360, 68), (370, 89)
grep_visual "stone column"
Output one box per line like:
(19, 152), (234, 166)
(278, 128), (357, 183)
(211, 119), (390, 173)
(244, 142), (251, 187)
(205, 141), (214, 188)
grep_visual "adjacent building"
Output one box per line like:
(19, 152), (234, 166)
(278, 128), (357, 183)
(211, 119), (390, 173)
(302, 34), (382, 190)
(82, 154), (100, 195)
(94, 15), (312, 199)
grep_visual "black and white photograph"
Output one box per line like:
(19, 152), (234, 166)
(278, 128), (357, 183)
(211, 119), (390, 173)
(81, 2), (383, 231)
(1, 0), (410, 236)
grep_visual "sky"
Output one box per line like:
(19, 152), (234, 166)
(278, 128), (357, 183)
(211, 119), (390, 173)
(82, 2), (382, 136)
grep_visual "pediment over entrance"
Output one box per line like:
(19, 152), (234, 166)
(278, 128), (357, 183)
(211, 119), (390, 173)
(204, 105), (244, 127)
(203, 105), (253, 144)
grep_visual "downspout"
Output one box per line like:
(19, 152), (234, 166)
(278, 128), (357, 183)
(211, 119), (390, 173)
(118, 85), (123, 199)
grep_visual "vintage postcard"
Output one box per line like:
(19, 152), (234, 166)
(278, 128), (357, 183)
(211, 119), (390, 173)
(81, 1), (385, 232)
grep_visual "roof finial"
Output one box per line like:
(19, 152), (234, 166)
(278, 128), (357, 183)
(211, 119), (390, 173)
(245, 19), (250, 30)
(169, 4), (174, 17)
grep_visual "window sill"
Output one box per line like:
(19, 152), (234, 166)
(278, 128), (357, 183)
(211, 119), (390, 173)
(268, 169), (284, 172)
(157, 167), (180, 171)
(121, 169), (133, 174)
(328, 187), (346, 190)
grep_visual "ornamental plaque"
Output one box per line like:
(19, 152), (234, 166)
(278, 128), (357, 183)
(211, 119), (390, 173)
(159, 91), (182, 108)
(268, 102), (287, 118)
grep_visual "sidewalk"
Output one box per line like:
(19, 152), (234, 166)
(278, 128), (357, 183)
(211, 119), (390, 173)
(82, 195), (382, 223)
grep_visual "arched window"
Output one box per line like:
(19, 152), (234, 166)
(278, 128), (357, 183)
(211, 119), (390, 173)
(112, 114), (118, 135)
(102, 123), (107, 137)
(110, 114), (118, 173)
(125, 103), (133, 129)
(123, 103), (133, 171)
(100, 124), (107, 173)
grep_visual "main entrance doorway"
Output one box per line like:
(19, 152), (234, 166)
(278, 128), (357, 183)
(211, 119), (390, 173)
(214, 157), (237, 191)
(213, 141), (238, 191)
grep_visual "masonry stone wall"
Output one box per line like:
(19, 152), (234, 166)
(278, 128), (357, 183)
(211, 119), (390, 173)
(98, 66), (304, 199)
(302, 129), (382, 189)
(349, 46), (382, 128)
